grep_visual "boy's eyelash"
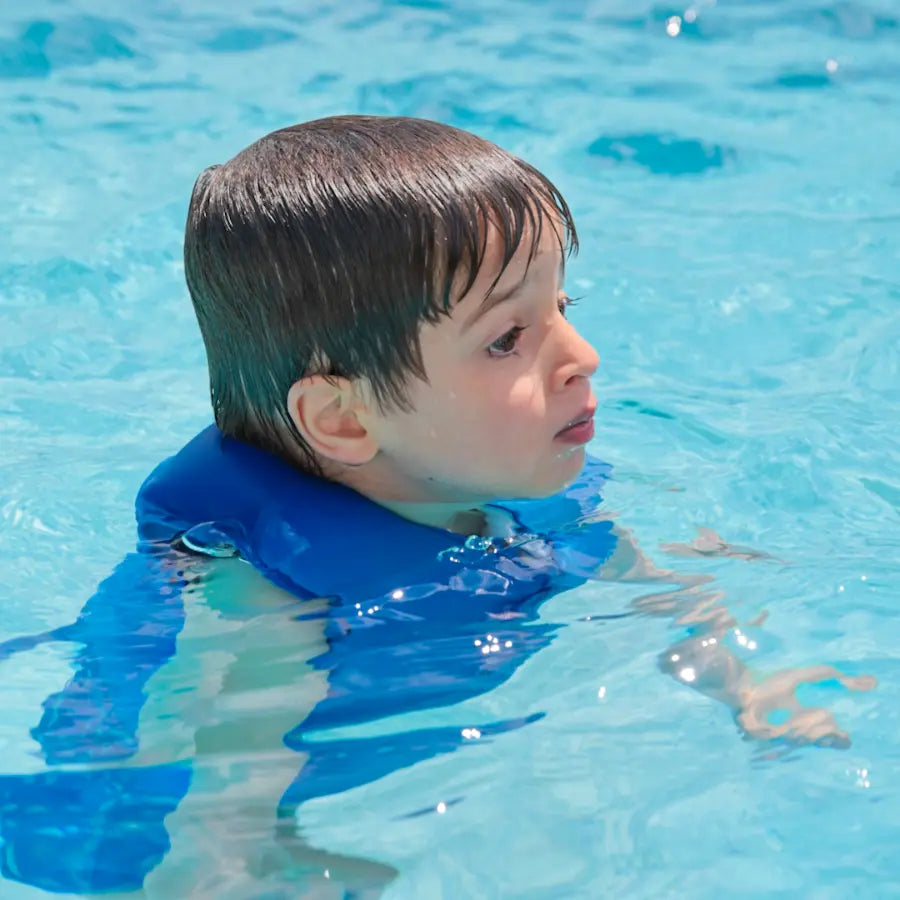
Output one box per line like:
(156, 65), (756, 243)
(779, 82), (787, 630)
(559, 293), (582, 314)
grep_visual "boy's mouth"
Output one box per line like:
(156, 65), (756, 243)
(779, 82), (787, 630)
(555, 407), (596, 445)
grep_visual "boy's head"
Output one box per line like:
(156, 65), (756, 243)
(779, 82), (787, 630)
(185, 116), (598, 506)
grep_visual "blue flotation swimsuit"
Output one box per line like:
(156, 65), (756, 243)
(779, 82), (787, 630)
(138, 426), (618, 730)
(0, 426), (618, 893)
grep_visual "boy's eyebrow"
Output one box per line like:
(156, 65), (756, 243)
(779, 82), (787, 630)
(461, 277), (527, 332)
(461, 253), (566, 333)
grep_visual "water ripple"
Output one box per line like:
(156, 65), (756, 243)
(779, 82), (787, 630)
(200, 26), (297, 53)
(587, 133), (735, 175)
(1, 0), (899, 896)
(0, 17), (138, 80)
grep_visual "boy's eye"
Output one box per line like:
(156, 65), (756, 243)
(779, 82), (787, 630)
(487, 325), (526, 358)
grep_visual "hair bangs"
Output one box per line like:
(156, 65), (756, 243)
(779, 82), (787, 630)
(419, 164), (578, 327)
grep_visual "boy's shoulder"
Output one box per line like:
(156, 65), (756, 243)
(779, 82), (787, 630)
(137, 425), (455, 598)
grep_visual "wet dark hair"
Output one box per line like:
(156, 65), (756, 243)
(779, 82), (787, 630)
(184, 115), (578, 473)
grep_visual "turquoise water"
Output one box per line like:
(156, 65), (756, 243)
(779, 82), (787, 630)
(2, 0), (899, 896)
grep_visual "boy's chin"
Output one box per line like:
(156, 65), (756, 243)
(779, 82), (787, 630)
(513, 448), (587, 499)
(552, 448), (588, 491)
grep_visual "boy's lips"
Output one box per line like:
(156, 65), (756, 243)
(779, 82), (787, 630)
(554, 406), (596, 445)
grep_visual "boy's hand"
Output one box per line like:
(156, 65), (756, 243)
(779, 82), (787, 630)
(660, 526), (786, 563)
(734, 665), (877, 749)
(611, 524), (874, 751)
(659, 634), (876, 749)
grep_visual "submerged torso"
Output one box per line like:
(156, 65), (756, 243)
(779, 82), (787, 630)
(0, 426), (619, 894)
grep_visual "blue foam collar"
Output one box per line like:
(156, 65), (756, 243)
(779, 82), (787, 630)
(136, 425), (614, 602)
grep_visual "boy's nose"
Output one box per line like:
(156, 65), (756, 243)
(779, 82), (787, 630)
(553, 320), (600, 390)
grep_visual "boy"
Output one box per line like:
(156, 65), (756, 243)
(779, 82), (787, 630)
(0, 116), (873, 897)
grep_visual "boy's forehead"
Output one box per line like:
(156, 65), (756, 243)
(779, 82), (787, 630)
(456, 216), (565, 305)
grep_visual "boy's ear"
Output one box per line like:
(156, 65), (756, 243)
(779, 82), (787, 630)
(287, 376), (379, 466)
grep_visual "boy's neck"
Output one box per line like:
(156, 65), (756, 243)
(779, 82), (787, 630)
(373, 498), (489, 537)
(328, 457), (493, 536)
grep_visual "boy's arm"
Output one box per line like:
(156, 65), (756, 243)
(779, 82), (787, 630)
(0, 545), (193, 894)
(0, 545), (397, 897)
(594, 524), (875, 748)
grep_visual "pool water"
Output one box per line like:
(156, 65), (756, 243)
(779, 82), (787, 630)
(2, 0), (899, 896)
